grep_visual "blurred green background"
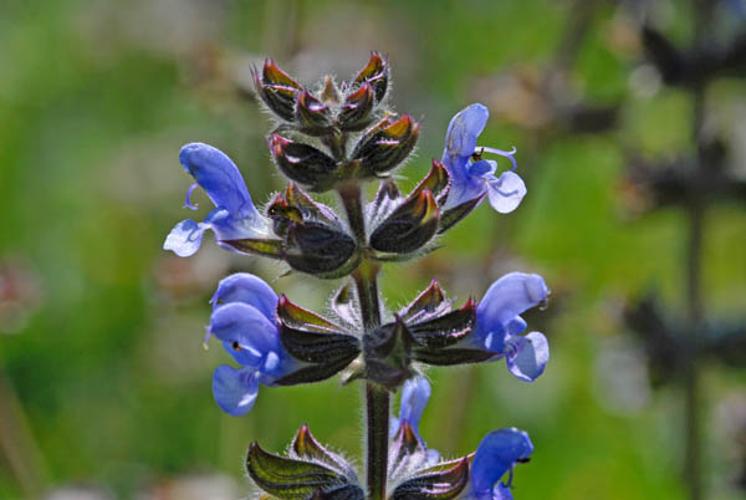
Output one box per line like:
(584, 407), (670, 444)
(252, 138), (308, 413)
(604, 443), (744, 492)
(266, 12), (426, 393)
(1, 0), (745, 498)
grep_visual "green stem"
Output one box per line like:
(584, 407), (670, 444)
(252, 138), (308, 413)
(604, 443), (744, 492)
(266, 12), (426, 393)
(339, 182), (389, 499)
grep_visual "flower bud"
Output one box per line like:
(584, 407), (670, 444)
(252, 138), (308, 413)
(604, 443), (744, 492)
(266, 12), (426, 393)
(275, 295), (360, 385)
(295, 90), (333, 135)
(284, 221), (359, 277)
(267, 184), (339, 237)
(353, 51), (389, 102)
(352, 115), (420, 176)
(370, 189), (439, 254)
(253, 58), (303, 121)
(269, 134), (339, 191)
(338, 82), (375, 131)
(267, 192), (303, 237)
(363, 316), (414, 389)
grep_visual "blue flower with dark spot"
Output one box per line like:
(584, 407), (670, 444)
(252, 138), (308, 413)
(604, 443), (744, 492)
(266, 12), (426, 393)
(441, 104), (526, 213)
(164, 143), (270, 257)
(207, 273), (298, 416)
(469, 273), (550, 382)
(469, 428), (534, 499)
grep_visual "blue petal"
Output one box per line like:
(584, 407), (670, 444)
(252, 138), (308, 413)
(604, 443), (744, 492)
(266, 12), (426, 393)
(179, 143), (256, 216)
(486, 171), (526, 214)
(443, 103), (489, 161)
(211, 273), (278, 321)
(506, 316), (527, 336)
(468, 159), (496, 177)
(477, 273), (549, 334)
(471, 428), (534, 496)
(399, 376), (431, 432)
(209, 303), (280, 369)
(493, 483), (514, 500)
(212, 365), (259, 416)
(163, 219), (206, 257)
(505, 332), (549, 382)
(221, 340), (260, 366)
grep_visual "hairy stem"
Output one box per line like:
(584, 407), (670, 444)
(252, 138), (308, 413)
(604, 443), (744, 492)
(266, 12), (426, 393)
(339, 182), (389, 499)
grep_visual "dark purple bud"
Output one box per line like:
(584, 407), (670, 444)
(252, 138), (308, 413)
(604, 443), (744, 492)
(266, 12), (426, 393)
(339, 82), (376, 131)
(370, 189), (440, 254)
(409, 298), (476, 349)
(270, 134), (339, 191)
(267, 192), (303, 237)
(284, 221), (359, 277)
(363, 316), (414, 389)
(295, 90), (333, 135)
(253, 58), (303, 121)
(268, 184), (339, 236)
(275, 295), (360, 385)
(353, 51), (389, 102)
(352, 115), (420, 176)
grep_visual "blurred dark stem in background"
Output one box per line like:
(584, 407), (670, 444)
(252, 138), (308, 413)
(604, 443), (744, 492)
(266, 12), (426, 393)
(627, 0), (746, 498)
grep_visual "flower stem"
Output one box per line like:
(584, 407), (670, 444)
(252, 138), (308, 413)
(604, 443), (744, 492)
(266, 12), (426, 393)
(365, 382), (390, 500)
(339, 182), (389, 499)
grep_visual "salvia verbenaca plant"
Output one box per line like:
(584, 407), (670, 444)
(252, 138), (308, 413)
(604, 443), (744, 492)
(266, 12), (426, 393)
(164, 53), (550, 500)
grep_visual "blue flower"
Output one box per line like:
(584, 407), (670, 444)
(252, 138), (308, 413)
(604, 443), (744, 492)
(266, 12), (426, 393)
(469, 428), (534, 500)
(163, 143), (270, 257)
(441, 103), (526, 213)
(207, 273), (298, 416)
(390, 376), (440, 465)
(391, 375), (431, 438)
(471, 273), (550, 382)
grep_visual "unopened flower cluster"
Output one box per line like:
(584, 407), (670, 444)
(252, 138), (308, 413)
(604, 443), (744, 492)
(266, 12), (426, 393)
(165, 53), (550, 499)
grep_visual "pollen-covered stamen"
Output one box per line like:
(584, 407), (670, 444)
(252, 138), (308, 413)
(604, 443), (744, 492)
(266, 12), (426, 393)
(474, 146), (519, 171)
